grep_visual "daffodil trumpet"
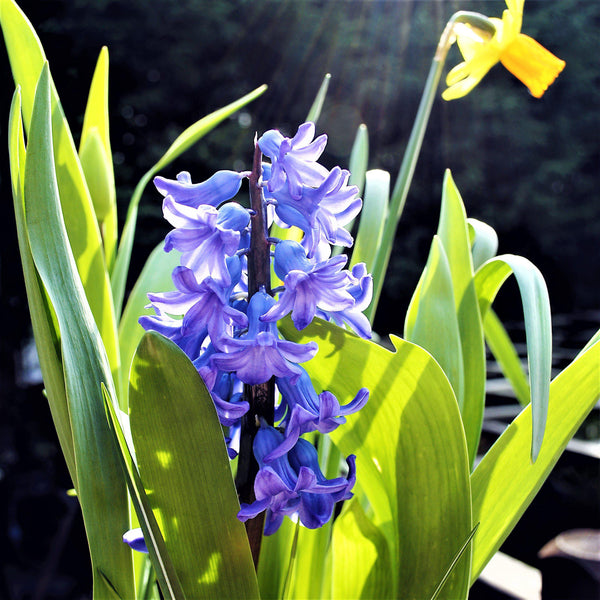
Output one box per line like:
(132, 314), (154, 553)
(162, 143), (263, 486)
(442, 0), (565, 100)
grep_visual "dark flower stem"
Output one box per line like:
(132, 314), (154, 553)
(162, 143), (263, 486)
(235, 139), (274, 569)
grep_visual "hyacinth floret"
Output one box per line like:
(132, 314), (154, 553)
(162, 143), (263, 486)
(237, 424), (356, 534)
(259, 121), (328, 199)
(134, 122), (372, 545)
(154, 169), (246, 208)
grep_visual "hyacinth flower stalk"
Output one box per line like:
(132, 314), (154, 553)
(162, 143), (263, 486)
(133, 122), (371, 564)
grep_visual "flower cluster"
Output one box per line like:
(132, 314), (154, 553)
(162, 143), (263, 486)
(132, 122), (370, 542)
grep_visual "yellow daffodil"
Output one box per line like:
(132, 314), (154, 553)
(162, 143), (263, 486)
(443, 0), (565, 100)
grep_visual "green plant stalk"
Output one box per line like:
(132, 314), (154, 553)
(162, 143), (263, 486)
(367, 52), (444, 321)
(368, 11), (493, 322)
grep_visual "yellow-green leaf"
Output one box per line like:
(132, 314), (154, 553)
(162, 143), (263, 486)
(282, 319), (472, 600)
(24, 64), (133, 599)
(129, 332), (259, 599)
(79, 46), (117, 270)
(1, 0), (120, 384)
(471, 338), (600, 581)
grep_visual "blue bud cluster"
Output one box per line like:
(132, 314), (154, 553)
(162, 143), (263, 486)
(139, 122), (371, 535)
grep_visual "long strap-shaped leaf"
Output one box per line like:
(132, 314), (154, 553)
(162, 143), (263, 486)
(24, 64), (134, 600)
(9, 87), (77, 486)
(129, 332), (260, 600)
(470, 338), (600, 581)
(79, 46), (118, 269)
(1, 0), (120, 381)
(282, 319), (472, 600)
(404, 172), (486, 467)
(475, 255), (552, 461)
(111, 85), (267, 317)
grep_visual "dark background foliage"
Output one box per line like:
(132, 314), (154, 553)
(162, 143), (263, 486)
(0, 0), (597, 597)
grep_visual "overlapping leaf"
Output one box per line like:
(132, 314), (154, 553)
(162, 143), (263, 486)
(23, 64), (133, 599)
(282, 319), (472, 600)
(1, 0), (120, 380)
(9, 87), (77, 486)
(471, 338), (600, 580)
(404, 172), (485, 466)
(129, 332), (259, 599)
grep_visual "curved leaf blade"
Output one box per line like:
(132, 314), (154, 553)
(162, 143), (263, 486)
(1, 0), (120, 381)
(129, 332), (259, 600)
(282, 320), (472, 600)
(24, 63), (133, 599)
(471, 339), (600, 581)
(467, 218), (498, 271)
(475, 255), (552, 461)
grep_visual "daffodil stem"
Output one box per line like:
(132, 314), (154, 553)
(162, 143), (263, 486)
(366, 35), (447, 323)
(236, 140), (274, 569)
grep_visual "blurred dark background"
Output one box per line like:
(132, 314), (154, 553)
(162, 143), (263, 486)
(0, 0), (598, 598)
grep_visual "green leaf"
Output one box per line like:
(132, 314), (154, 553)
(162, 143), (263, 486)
(24, 64), (133, 599)
(129, 332), (259, 600)
(9, 86), (77, 486)
(348, 123), (369, 196)
(282, 319), (472, 600)
(483, 308), (530, 407)
(330, 497), (393, 599)
(1, 0), (120, 383)
(404, 236), (464, 413)
(474, 255), (552, 461)
(436, 172), (486, 467)
(118, 242), (181, 402)
(102, 385), (186, 600)
(257, 518), (296, 600)
(79, 46), (117, 267)
(305, 73), (331, 123)
(351, 169), (389, 306)
(470, 338), (600, 581)
(79, 129), (114, 221)
(429, 524), (479, 600)
(467, 218), (498, 271)
(111, 85), (267, 316)
(285, 521), (332, 599)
